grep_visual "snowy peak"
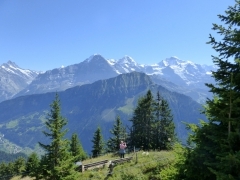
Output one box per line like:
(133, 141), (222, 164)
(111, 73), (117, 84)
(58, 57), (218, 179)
(158, 57), (208, 75)
(3, 60), (19, 68)
(0, 60), (39, 102)
(117, 56), (138, 66)
(159, 56), (185, 67)
(1, 61), (18, 70)
(84, 54), (106, 63)
(1, 61), (38, 79)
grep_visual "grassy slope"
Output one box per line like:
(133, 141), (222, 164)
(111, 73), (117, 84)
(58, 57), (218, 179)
(81, 150), (174, 180)
(11, 150), (175, 180)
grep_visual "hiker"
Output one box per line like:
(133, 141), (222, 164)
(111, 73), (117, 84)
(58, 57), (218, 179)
(119, 141), (127, 158)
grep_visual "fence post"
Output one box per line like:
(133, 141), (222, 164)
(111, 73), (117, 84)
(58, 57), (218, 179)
(136, 151), (138, 163)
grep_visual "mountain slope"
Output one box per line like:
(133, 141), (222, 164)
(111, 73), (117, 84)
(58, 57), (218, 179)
(14, 55), (215, 103)
(0, 72), (205, 153)
(15, 55), (118, 97)
(0, 61), (39, 102)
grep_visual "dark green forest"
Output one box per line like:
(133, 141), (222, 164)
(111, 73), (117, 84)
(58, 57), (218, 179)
(1, 1), (240, 179)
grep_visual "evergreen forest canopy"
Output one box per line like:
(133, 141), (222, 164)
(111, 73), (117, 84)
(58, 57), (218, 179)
(1, 1), (240, 179)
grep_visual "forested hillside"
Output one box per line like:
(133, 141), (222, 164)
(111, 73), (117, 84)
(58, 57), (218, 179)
(0, 72), (205, 154)
(0, 150), (27, 163)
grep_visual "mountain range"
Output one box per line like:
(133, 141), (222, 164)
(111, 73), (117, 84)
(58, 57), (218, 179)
(1, 55), (216, 103)
(0, 55), (215, 154)
(0, 72), (206, 153)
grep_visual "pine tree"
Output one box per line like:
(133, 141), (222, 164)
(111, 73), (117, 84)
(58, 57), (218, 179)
(130, 90), (155, 150)
(39, 93), (80, 180)
(25, 152), (40, 179)
(153, 91), (176, 150)
(107, 116), (126, 152)
(70, 133), (87, 162)
(13, 157), (25, 176)
(175, 1), (240, 179)
(130, 90), (176, 151)
(91, 126), (105, 157)
(205, 1), (240, 177)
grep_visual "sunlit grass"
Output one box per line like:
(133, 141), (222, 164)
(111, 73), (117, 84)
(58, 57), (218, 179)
(10, 150), (175, 180)
(80, 150), (174, 180)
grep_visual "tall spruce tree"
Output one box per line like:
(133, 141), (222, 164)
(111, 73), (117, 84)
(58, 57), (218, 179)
(107, 116), (126, 152)
(130, 90), (155, 150)
(206, 1), (240, 178)
(153, 91), (176, 150)
(25, 152), (40, 179)
(91, 126), (105, 157)
(39, 94), (80, 180)
(70, 133), (87, 162)
(130, 90), (175, 151)
(175, 1), (240, 179)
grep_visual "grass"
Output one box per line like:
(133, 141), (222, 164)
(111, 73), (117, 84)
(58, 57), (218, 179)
(117, 98), (135, 115)
(6, 120), (19, 129)
(10, 150), (175, 180)
(80, 150), (174, 180)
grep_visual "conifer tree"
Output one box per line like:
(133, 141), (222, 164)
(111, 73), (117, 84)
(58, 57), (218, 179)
(13, 157), (25, 176)
(205, 1), (240, 177)
(25, 152), (40, 179)
(107, 116), (126, 152)
(70, 133), (87, 162)
(0, 162), (8, 180)
(39, 94), (80, 180)
(91, 126), (104, 157)
(130, 90), (155, 150)
(175, 1), (240, 179)
(130, 90), (176, 151)
(153, 91), (176, 150)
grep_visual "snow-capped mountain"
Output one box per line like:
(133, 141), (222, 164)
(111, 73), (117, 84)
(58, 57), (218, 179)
(14, 55), (119, 97)
(155, 56), (216, 88)
(110, 55), (216, 89)
(0, 61), (39, 102)
(11, 54), (216, 103)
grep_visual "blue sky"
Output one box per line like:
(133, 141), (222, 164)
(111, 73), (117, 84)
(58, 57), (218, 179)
(0, 0), (236, 71)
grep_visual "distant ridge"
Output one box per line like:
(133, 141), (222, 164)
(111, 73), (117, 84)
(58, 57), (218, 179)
(0, 72), (205, 152)
(11, 54), (216, 104)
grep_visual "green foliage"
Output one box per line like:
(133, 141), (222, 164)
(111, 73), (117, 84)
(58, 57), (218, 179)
(38, 93), (80, 179)
(70, 133), (87, 162)
(107, 116), (126, 152)
(24, 152), (40, 179)
(153, 91), (176, 150)
(130, 90), (176, 151)
(13, 157), (26, 175)
(130, 90), (155, 150)
(172, 1), (240, 179)
(0, 156), (26, 180)
(91, 126), (105, 157)
(158, 143), (186, 180)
